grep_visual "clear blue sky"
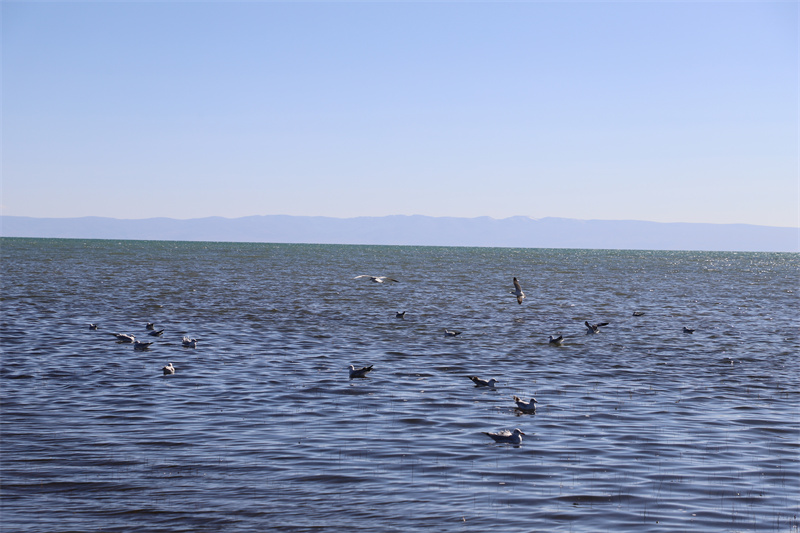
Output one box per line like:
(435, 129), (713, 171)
(2, 1), (797, 227)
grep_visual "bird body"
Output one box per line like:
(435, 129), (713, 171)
(112, 333), (135, 343)
(513, 395), (538, 412)
(133, 340), (153, 351)
(512, 277), (525, 305)
(585, 321), (609, 334)
(146, 323), (155, 330)
(182, 336), (197, 348)
(162, 363), (175, 375)
(683, 327), (695, 334)
(349, 364), (374, 378)
(468, 376), (498, 388)
(548, 335), (564, 346)
(88, 323), (98, 330)
(396, 311), (406, 319)
(148, 329), (164, 337)
(483, 428), (525, 445)
(353, 275), (399, 283)
(444, 329), (461, 337)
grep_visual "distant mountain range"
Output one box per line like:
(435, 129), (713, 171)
(1, 215), (798, 252)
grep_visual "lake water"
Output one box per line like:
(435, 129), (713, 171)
(1, 238), (798, 532)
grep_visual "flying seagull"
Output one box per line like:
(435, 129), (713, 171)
(468, 376), (498, 388)
(353, 275), (399, 283)
(512, 277), (525, 305)
(162, 363), (175, 375)
(513, 396), (538, 413)
(585, 321), (609, 334)
(349, 364), (374, 378)
(483, 428), (525, 445)
(548, 335), (564, 346)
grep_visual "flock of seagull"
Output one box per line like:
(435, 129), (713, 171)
(350, 274), (699, 446)
(88, 321), (196, 375)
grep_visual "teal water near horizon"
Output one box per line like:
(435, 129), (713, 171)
(1, 238), (798, 532)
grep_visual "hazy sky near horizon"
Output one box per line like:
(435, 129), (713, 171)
(2, 1), (798, 227)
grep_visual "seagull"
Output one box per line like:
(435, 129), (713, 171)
(148, 329), (164, 337)
(683, 327), (695, 334)
(349, 364), (373, 378)
(511, 277), (525, 305)
(88, 323), (99, 330)
(112, 333), (135, 343)
(468, 376), (498, 388)
(444, 329), (461, 337)
(513, 396), (538, 413)
(632, 311), (645, 317)
(353, 275), (399, 283)
(483, 428), (525, 445)
(396, 311), (406, 319)
(548, 335), (564, 346)
(146, 322), (155, 330)
(182, 336), (197, 348)
(162, 363), (175, 375)
(133, 340), (153, 351)
(585, 321), (609, 334)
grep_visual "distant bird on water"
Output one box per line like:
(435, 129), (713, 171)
(632, 311), (645, 317)
(444, 329), (461, 337)
(513, 396), (537, 413)
(349, 364), (373, 378)
(182, 336), (197, 348)
(146, 322), (155, 330)
(162, 363), (175, 375)
(512, 277), (525, 305)
(148, 329), (164, 337)
(483, 428), (525, 445)
(396, 311), (406, 319)
(88, 323), (98, 330)
(548, 335), (564, 346)
(112, 333), (135, 343)
(468, 376), (498, 388)
(133, 340), (153, 351)
(585, 321), (609, 334)
(683, 327), (695, 334)
(353, 275), (399, 283)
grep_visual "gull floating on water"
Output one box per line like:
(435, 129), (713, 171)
(146, 322), (155, 330)
(468, 376), (498, 388)
(182, 336), (197, 348)
(585, 321), (609, 334)
(513, 396), (538, 413)
(133, 340), (153, 351)
(632, 311), (645, 317)
(396, 311), (406, 319)
(444, 329), (461, 337)
(148, 329), (164, 337)
(511, 277), (525, 305)
(112, 333), (135, 343)
(162, 363), (175, 375)
(88, 323), (98, 330)
(349, 364), (374, 378)
(353, 275), (399, 283)
(548, 335), (564, 346)
(483, 428), (525, 445)
(683, 327), (695, 334)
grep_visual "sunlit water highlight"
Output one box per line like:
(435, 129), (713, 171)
(1, 238), (798, 532)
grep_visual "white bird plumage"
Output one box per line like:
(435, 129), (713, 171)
(513, 395), (538, 412)
(548, 335), (564, 346)
(182, 336), (197, 348)
(483, 428), (525, 445)
(468, 376), (498, 388)
(112, 333), (135, 343)
(133, 340), (153, 351)
(353, 275), (399, 283)
(162, 363), (175, 375)
(444, 329), (461, 337)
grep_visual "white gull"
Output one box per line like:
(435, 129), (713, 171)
(483, 428), (525, 445)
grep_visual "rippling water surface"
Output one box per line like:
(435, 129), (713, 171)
(1, 238), (798, 532)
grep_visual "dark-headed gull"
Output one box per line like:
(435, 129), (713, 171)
(513, 396), (537, 413)
(162, 363), (175, 375)
(512, 277), (525, 305)
(353, 275), (399, 283)
(133, 340), (153, 351)
(548, 335), (564, 346)
(112, 333), (135, 343)
(483, 428), (525, 445)
(349, 364), (373, 378)
(585, 321), (609, 334)
(468, 376), (498, 388)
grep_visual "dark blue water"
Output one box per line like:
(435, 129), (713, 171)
(1, 238), (798, 532)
